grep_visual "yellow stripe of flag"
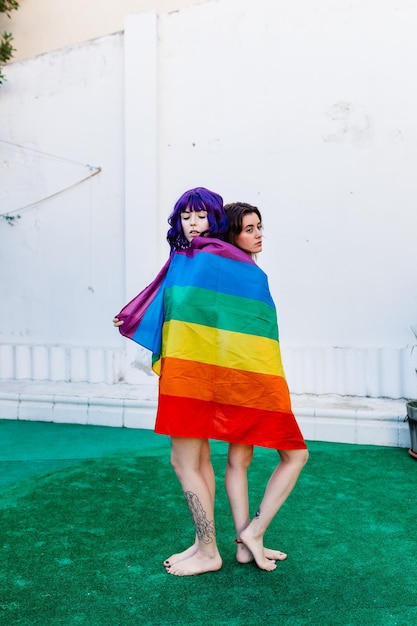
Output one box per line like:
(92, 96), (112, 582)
(161, 320), (285, 377)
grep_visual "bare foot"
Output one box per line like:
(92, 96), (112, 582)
(265, 547), (287, 561)
(165, 550), (222, 576)
(240, 528), (277, 571)
(163, 541), (198, 567)
(235, 540), (287, 564)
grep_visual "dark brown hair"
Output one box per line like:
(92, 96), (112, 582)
(224, 202), (262, 246)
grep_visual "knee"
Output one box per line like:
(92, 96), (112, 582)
(170, 450), (181, 475)
(279, 448), (309, 469)
(300, 448), (309, 467)
(170, 449), (189, 478)
(227, 445), (254, 471)
(296, 448), (309, 470)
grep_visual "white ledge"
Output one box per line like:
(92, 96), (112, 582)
(0, 381), (411, 448)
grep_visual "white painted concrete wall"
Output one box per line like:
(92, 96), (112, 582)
(1, 0), (417, 401)
(0, 34), (132, 381)
(4, 0), (204, 61)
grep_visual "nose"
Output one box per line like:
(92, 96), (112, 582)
(189, 212), (197, 225)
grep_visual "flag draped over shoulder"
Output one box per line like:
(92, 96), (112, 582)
(116, 237), (306, 450)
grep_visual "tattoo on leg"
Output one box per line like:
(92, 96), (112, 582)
(184, 491), (216, 544)
(255, 508), (261, 518)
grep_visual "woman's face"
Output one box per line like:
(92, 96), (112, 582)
(181, 209), (210, 243)
(235, 212), (263, 254)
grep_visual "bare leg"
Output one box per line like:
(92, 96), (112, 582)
(164, 439), (214, 566)
(225, 443), (253, 543)
(165, 437), (222, 576)
(225, 443), (288, 564)
(240, 448), (308, 571)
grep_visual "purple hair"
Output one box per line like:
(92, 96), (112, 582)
(167, 187), (228, 252)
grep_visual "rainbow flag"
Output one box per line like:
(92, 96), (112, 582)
(116, 238), (306, 450)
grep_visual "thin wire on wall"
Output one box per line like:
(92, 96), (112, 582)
(0, 139), (102, 218)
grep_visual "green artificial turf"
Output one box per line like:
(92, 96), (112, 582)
(1, 419), (416, 625)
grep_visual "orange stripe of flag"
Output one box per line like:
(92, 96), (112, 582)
(159, 357), (292, 412)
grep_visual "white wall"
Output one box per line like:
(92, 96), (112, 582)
(4, 0), (204, 61)
(0, 34), (131, 383)
(155, 0), (417, 346)
(1, 0), (417, 398)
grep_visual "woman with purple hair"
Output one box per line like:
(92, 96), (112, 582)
(114, 187), (227, 576)
(166, 186), (228, 252)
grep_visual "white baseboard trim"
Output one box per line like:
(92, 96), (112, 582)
(0, 381), (410, 449)
(292, 394), (409, 448)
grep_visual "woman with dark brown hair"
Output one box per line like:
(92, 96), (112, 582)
(223, 202), (308, 571)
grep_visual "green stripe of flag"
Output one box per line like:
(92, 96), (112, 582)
(164, 285), (279, 340)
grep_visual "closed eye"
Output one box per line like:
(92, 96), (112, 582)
(181, 212), (208, 220)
